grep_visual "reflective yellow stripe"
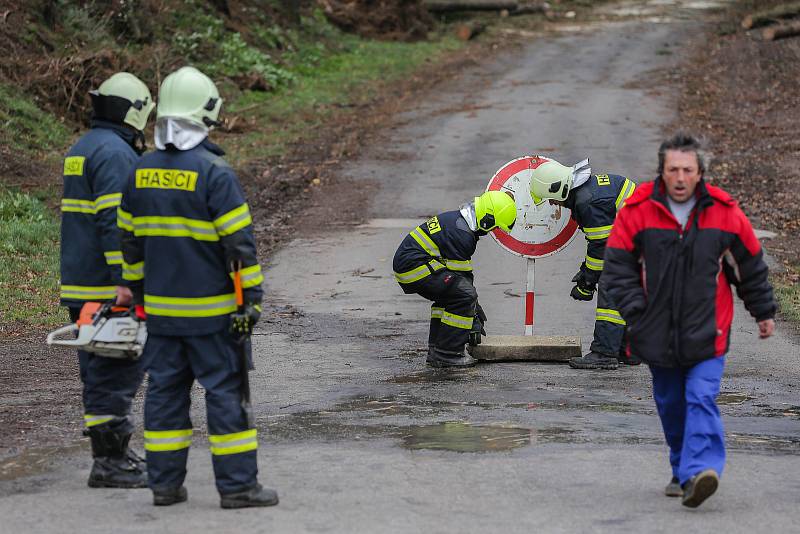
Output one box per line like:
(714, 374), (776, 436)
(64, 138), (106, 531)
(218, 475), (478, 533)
(393, 260), (446, 284)
(584, 225), (612, 240)
(441, 311), (474, 330)
(445, 259), (473, 272)
(431, 307), (444, 319)
(104, 250), (123, 266)
(615, 179), (637, 210)
(144, 429), (193, 452)
(61, 198), (95, 214)
(117, 207), (134, 231)
(585, 255), (604, 271)
(229, 264), (263, 289)
(144, 293), (237, 318)
(61, 285), (116, 300)
(123, 261), (144, 281)
(410, 226), (441, 257)
(94, 193), (122, 212)
(84, 414), (114, 428)
(576, 286), (593, 297)
(209, 429), (258, 456)
(596, 307), (626, 325)
(133, 215), (219, 242)
(214, 204), (253, 236)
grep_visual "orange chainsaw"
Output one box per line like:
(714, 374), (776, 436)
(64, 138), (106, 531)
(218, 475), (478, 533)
(46, 302), (147, 359)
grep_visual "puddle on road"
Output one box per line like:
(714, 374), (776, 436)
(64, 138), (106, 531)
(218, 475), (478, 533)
(386, 368), (478, 384)
(401, 422), (531, 453)
(717, 392), (755, 405)
(0, 444), (83, 481)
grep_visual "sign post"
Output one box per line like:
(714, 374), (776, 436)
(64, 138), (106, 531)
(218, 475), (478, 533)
(486, 156), (579, 335)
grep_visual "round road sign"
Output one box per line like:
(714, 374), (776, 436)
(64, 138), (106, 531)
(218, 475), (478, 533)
(486, 156), (579, 258)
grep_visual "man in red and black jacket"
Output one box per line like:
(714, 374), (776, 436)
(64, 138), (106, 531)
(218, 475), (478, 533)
(603, 133), (776, 509)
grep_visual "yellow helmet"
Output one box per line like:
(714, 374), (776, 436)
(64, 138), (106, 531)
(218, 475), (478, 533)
(475, 191), (517, 233)
(529, 156), (574, 205)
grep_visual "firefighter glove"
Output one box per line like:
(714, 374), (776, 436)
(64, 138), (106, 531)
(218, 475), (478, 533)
(230, 303), (262, 337)
(469, 315), (486, 346)
(570, 281), (595, 301)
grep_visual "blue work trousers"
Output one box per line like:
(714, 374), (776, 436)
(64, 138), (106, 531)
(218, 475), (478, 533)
(70, 307), (143, 434)
(141, 332), (259, 495)
(649, 356), (726, 485)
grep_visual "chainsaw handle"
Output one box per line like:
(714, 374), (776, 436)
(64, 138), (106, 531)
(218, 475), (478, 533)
(46, 324), (81, 346)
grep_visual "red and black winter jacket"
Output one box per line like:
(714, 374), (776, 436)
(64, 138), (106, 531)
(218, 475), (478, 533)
(603, 178), (776, 368)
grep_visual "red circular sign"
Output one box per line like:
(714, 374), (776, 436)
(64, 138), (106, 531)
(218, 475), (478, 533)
(487, 156), (579, 258)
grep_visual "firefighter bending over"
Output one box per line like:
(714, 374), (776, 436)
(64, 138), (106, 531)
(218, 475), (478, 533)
(393, 191), (517, 368)
(530, 156), (638, 370)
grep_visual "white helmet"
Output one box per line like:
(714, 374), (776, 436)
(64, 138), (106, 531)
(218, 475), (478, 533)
(91, 72), (154, 132)
(529, 156), (591, 204)
(156, 66), (222, 128)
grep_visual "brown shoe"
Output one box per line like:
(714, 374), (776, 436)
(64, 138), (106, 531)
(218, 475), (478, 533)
(681, 469), (719, 508)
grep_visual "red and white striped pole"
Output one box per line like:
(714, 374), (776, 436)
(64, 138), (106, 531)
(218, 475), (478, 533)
(525, 258), (535, 335)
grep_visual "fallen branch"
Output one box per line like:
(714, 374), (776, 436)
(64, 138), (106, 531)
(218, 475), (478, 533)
(762, 19), (800, 40)
(741, 2), (800, 30)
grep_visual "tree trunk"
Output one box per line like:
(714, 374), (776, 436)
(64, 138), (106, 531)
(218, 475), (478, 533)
(762, 20), (800, 40)
(741, 2), (800, 29)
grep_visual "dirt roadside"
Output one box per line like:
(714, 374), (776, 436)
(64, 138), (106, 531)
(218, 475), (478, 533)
(671, 0), (800, 324)
(0, 6), (595, 462)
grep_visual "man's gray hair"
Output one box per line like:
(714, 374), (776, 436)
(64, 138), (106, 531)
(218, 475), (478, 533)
(657, 132), (709, 176)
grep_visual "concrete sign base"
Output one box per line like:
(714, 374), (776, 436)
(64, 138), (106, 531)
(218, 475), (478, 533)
(472, 335), (581, 362)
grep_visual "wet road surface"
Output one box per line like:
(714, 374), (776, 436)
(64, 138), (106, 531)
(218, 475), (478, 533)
(2, 2), (799, 532)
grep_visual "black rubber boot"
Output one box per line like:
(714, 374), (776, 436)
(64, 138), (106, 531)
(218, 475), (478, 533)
(617, 351), (642, 366)
(153, 486), (188, 506)
(220, 484), (279, 509)
(87, 423), (147, 488)
(88, 456), (148, 488)
(665, 476), (683, 497)
(682, 469), (719, 508)
(426, 346), (476, 368)
(569, 351), (619, 370)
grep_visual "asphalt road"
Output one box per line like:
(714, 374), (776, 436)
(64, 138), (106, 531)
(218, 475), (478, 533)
(2, 2), (799, 533)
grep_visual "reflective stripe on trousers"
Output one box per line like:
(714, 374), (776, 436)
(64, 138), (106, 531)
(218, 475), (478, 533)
(144, 429), (193, 452)
(209, 429), (258, 456)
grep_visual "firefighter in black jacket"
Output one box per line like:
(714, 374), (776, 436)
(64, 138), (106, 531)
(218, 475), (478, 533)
(393, 191), (517, 368)
(60, 72), (154, 488)
(529, 156), (637, 370)
(119, 67), (278, 508)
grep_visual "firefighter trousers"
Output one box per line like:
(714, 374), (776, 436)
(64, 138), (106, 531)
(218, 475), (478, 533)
(68, 307), (143, 436)
(141, 332), (258, 495)
(400, 270), (477, 354)
(650, 356), (726, 485)
(591, 277), (626, 357)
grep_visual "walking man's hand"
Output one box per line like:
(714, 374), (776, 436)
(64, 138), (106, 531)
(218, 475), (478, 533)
(758, 318), (775, 339)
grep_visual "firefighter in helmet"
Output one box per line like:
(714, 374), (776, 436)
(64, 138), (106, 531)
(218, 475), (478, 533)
(530, 155), (638, 370)
(393, 191), (517, 368)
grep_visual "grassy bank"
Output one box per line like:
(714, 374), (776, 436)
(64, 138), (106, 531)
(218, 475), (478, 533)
(774, 267), (800, 326)
(0, 19), (462, 334)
